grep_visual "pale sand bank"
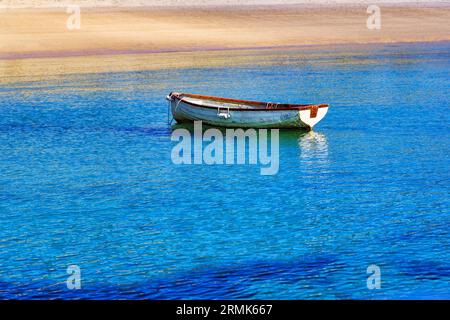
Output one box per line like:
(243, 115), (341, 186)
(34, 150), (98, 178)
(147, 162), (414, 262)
(0, 5), (449, 60)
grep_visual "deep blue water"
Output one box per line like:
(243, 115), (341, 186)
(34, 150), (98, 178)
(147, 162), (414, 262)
(0, 42), (449, 299)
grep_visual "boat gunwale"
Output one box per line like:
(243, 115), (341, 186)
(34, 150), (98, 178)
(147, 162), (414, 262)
(170, 92), (329, 112)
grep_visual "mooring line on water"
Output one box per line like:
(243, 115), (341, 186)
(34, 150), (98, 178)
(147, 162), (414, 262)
(167, 95), (176, 126)
(167, 99), (172, 125)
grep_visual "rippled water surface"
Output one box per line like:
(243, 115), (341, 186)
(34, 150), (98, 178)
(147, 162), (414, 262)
(0, 43), (449, 299)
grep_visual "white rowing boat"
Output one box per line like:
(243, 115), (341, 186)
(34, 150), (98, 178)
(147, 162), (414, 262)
(166, 92), (329, 130)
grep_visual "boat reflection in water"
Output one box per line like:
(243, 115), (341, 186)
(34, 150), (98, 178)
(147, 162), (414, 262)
(298, 131), (329, 163)
(277, 130), (329, 174)
(297, 131), (329, 177)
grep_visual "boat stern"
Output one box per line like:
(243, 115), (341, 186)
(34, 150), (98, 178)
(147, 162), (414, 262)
(298, 105), (329, 130)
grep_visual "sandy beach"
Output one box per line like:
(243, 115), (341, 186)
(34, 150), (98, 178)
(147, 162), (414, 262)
(0, 4), (449, 60)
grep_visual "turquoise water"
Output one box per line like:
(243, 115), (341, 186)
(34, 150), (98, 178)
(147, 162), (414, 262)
(0, 43), (449, 299)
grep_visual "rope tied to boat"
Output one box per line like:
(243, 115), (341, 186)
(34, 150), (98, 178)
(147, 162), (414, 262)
(174, 97), (183, 114)
(166, 93), (177, 125)
(166, 93), (185, 125)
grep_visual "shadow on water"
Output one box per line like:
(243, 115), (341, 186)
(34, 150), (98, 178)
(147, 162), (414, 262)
(0, 253), (343, 299)
(114, 126), (172, 137)
(170, 122), (327, 143)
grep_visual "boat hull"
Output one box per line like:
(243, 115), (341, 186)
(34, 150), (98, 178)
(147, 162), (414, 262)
(170, 97), (328, 130)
